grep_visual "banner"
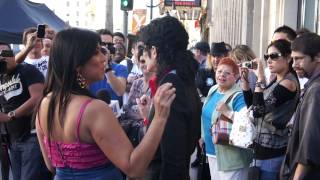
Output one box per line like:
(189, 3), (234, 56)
(132, 9), (147, 34)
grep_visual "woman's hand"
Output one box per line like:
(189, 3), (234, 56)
(240, 67), (250, 91)
(216, 103), (233, 119)
(153, 83), (176, 122)
(253, 58), (266, 82)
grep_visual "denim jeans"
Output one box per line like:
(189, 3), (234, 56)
(255, 156), (284, 180)
(54, 163), (123, 180)
(9, 134), (51, 180)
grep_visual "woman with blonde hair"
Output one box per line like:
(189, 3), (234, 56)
(230, 44), (258, 92)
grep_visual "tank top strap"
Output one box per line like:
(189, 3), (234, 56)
(76, 99), (93, 142)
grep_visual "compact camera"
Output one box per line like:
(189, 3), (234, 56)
(241, 61), (257, 69)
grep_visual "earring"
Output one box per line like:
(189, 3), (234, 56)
(77, 72), (87, 88)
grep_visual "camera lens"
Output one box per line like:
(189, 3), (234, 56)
(0, 59), (7, 74)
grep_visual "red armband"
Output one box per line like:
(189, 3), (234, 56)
(143, 118), (150, 126)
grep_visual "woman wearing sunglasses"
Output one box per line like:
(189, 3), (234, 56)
(241, 39), (300, 180)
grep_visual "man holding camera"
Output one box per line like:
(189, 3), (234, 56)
(15, 27), (48, 78)
(90, 29), (128, 107)
(0, 42), (49, 179)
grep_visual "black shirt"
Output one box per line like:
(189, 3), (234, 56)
(0, 64), (44, 142)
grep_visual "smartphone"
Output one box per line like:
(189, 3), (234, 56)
(0, 50), (14, 57)
(37, 24), (46, 38)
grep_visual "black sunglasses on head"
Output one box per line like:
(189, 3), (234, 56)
(264, 53), (282, 61)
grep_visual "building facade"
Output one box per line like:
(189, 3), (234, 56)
(207, 0), (320, 56)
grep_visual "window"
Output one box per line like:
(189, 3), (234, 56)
(298, 0), (320, 33)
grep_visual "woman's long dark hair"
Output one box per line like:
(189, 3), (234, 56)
(39, 28), (100, 138)
(139, 15), (198, 86)
(267, 39), (299, 83)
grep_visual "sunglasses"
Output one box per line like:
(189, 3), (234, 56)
(264, 53), (282, 61)
(101, 42), (113, 46)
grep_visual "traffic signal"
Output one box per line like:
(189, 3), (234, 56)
(121, 0), (133, 11)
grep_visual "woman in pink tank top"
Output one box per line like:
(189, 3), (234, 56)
(35, 28), (176, 179)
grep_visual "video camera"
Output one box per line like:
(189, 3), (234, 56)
(0, 50), (14, 74)
(101, 42), (115, 55)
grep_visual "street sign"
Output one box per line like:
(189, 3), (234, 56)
(164, 0), (201, 7)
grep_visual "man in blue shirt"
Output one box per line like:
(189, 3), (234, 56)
(91, 29), (128, 106)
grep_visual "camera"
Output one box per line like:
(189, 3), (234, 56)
(242, 61), (253, 69)
(0, 59), (7, 74)
(106, 43), (115, 55)
(0, 50), (14, 74)
(0, 50), (14, 57)
(241, 61), (257, 69)
(37, 24), (46, 38)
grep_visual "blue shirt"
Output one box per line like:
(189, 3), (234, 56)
(202, 91), (245, 156)
(90, 63), (128, 104)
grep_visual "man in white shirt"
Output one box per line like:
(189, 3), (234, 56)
(15, 27), (48, 78)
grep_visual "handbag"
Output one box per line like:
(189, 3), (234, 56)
(212, 114), (233, 145)
(247, 164), (260, 180)
(212, 93), (237, 145)
(229, 107), (256, 148)
(197, 144), (211, 180)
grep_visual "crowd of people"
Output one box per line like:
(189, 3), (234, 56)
(0, 14), (320, 180)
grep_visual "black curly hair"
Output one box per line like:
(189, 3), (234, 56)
(139, 16), (198, 85)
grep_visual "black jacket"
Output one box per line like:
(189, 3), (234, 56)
(145, 72), (201, 180)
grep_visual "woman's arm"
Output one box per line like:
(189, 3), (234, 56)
(89, 83), (176, 178)
(35, 115), (55, 174)
(252, 82), (296, 118)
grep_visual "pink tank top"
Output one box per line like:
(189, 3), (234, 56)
(39, 99), (108, 169)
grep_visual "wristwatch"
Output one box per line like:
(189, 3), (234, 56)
(255, 81), (266, 89)
(7, 111), (16, 121)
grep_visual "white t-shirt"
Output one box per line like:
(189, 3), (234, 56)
(298, 77), (308, 90)
(24, 56), (49, 78)
(120, 58), (142, 76)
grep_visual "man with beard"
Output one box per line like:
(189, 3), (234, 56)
(280, 33), (320, 179)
